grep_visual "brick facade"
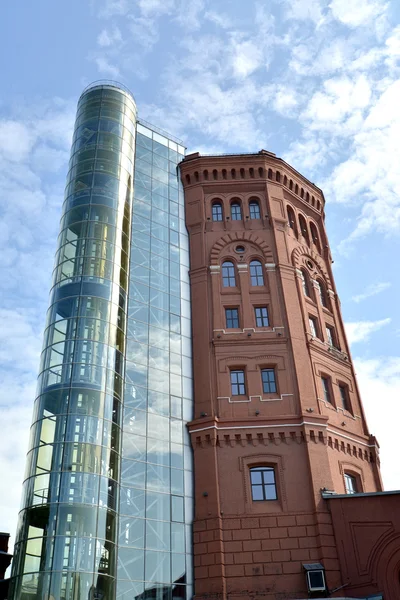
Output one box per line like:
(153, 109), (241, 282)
(180, 152), (394, 599)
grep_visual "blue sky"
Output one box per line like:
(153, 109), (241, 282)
(1, 0), (400, 550)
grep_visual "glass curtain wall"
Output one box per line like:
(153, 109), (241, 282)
(9, 83), (136, 600)
(116, 124), (193, 600)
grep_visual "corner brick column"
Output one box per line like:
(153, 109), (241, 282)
(191, 429), (227, 600)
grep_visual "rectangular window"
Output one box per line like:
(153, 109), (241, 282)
(339, 384), (350, 412)
(255, 306), (269, 327)
(250, 466), (277, 501)
(326, 326), (335, 347)
(230, 370), (246, 396)
(309, 316), (318, 338)
(321, 376), (332, 404)
(344, 473), (358, 494)
(225, 308), (239, 329)
(261, 368), (277, 394)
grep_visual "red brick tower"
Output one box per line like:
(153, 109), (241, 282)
(180, 151), (382, 600)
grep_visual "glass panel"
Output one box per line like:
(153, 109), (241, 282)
(145, 550), (170, 583)
(118, 547), (145, 581)
(250, 470), (262, 484)
(119, 516), (145, 548)
(146, 519), (170, 551)
(264, 485), (277, 500)
(251, 485), (264, 501)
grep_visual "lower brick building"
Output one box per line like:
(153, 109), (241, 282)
(180, 150), (400, 600)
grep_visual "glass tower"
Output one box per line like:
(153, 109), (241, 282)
(9, 82), (193, 600)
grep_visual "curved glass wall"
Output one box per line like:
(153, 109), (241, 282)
(10, 83), (137, 600)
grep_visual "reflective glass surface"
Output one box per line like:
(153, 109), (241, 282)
(11, 84), (136, 600)
(117, 123), (192, 600)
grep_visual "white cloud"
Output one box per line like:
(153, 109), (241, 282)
(0, 98), (73, 557)
(98, 0), (130, 18)
(129, 15), (159, 50)
(137, 0), (175, 18)
(0, 121), (34, 162)
(303, 74), (371, 131)
(345, 318), (391, 344)
(175, 0), (205, 30)
(354, 356), (400, 490)
(204, 10), (234, 29)
(329, 0), (388, 28)
(97, 25), (122, 47)
(95, 56), (121, 78)
(272, 86), (299, 117)
(285, 0), (326, 25)
(232, 39), (264, 78)
(385, 25), (400, 69)
(352, 282), (392, 303)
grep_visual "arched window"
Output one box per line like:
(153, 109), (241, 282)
(299, 215), (310, 245)
(213, 169), (218, 180)
(212, 202), (223, 222)
(310, 223), (321, 253)
(287, 206), (298, 237)
(300, 269), (310, 297)
(268, 169), (273, 180)
(240, 168), (245, 179)
(250, 260), (264, 286)
(222, 261), (236, 287)
(315, 280), (328, 308)
(249, 200), (261, 219)
(276, 171), (281, 183)
(231, 202), (242, 221)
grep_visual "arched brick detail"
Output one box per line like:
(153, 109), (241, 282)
(291, 244), (332, 288)
(210, 232), (274, 264)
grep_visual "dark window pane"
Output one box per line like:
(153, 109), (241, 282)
(339, 385), (350, 411)
(212, 203), (223, 221)
(255, 307), (269, 327)
(344, 473), (357, 494)
(230, 370), (246, 396)
(249, 201), (260, 219)
(225, 308), (239, 329)
(250, 466), (277, 501)
(250, 260), (264, 286)
(231, 202), (242, 220)
(222, 261), (236, 287)
(301, 271), (310, 297)
(321, 377), (331, 403)
(309, 317), (317, 338)
(261, 369), (277, 394)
